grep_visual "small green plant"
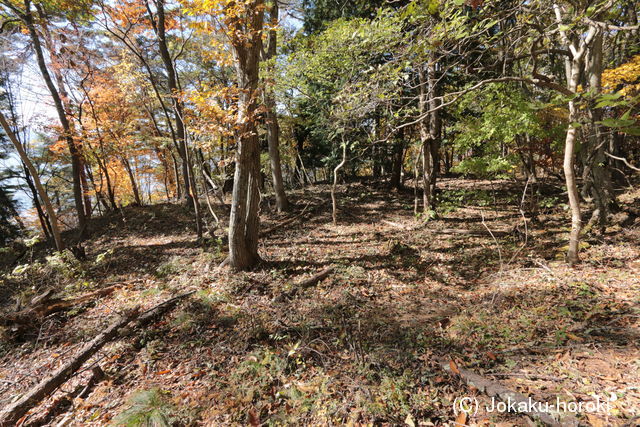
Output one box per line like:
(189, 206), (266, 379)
(111, 388), (177, 427)
(46, 249), (82, 278)
(155, 257), (183, 279)
(414, 209), (436, 222)
(95, 249), (114, 264)
(539, 196), (559, 209)
(24, 235), (40, 248)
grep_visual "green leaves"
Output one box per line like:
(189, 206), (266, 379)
(594, 92), (625, 109)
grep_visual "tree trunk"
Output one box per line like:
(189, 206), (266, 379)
(427, 61), (442, 205)
(332, 141), (347, 225)
(227, 0), (265, 271)
(24, 1), (86, 233)
(170, 150), (182, 200)
(264, 1), (289, 212)
(22, 162), (53, 240)
(418, 66), (433, 212)
(583, 30), (613, 233)
(390, 129), (404, 191)
(0, 110), (64, 251)
(121, 157), (142, 206)
(553, 3), (592, 265)
(151, 0), (192, 206)
(185, 139), (203, 239)
(564, 101), (582, 266)
(80, 162), (92, 219)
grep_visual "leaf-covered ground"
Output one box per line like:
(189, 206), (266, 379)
(1, 178), (639, 426)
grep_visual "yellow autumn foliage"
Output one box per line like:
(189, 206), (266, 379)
(602, 55), (640, 96)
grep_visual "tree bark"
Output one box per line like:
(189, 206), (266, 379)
(227, 0), (265, 270)
(418, 66), (433, 212)
(564, 100), (582, 266)
(0, 110), (63, 251)
(582, 30), (613, 233)
(150, 0), (192, 206)
(553, 3), (593, 265)
(331, 140), (347, 225)
(264, 0), (289, 212)
(390, 129), (404, 191)
(23, 0), (86, 233)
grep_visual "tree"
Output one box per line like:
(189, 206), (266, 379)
(1, 0), (90, 235)
(263, 0), (289, 212)
(187, 0), (268, 269)
(0, 109), (64, 251)
(226, 0), (266, 270)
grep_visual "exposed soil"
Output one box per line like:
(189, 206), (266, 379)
(1, 178), (638, 426)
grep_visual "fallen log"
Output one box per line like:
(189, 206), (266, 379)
(440, 360), (579, 426)
(3, 285), (123, 326)
(26, 366), (106, 426)
(437, 228), (511, 237)
(298, 267), (335, 289)
(381, 220), (407, 229)
(0, 308), (140, 427)
(273, 267), (335, 302)
(0, 291), (195, 426)
(136, 290), (196, 327)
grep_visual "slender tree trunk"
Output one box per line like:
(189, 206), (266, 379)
(170, 150), (182, 200)
(121, 157), (142, 206)
(184, 139), (203, 239)
(151, 0), (192, 206)
(390, 129), (404, 191)
(85, 163), (109, 213)
(427, 61), (442, 206)
(295, 138), (307, 186)
(22, 163), (53, 240)
(583, 30), (613, 233)
(418, 66), (433, 212)
(80, 163), (92, 219)
(227, 0), (265, 270)
(23, 1), (86, 233)
(0, 110), (63, 251)
(332, 140), (347, 225)
(553, 3), (593, 265)
(264, 1), (289, 212)
(564, 99), (581, 266)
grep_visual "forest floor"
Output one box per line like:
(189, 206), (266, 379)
(1, 177), (639, 426)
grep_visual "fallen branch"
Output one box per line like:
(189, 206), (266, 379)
(260, 202), (314, 237)
(298, 267), (335, 289)
(382, 220), (407, 229)
(0, 308), (140, 427)
(437, 228), (511, 237)
(26, 366), (106, 426)
(2, 285), (123, 326)
(136, 290), (196, 326)
(0, 291), (195, 426)
(441, 360), (579, 426)
(381, 219), (429, 232)
(273, 267), (335, 302)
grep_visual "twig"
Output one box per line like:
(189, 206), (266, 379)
(480, 209), (503, 270)
(605, 151), (640, 172)
(260, 202), (313, 237)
